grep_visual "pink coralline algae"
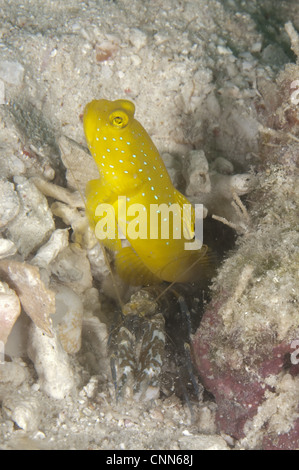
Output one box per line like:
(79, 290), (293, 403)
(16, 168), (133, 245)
(192, 301), (299, 447)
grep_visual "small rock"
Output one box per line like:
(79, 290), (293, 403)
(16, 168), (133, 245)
(0, 361), (27, 388)
(2, 393), (40, 432)
(217, 45), (232, 56)
(251, 42), (262, 53)
(82, 376), (98, 399)
(197, 404), (217, 434)
(0, 60), (24, 85)
(129, 28), (147, 50)
(178, 434), (230, 450)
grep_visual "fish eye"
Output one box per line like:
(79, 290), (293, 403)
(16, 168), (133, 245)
(109, 110), (129, 128)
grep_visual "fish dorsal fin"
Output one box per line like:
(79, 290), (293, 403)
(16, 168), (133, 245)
(115, 246), (162, 286)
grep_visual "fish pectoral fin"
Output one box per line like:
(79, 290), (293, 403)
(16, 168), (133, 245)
(156, 245), (217, 283)
(115, 246), (162, 286)
(173, 190), (195, 240)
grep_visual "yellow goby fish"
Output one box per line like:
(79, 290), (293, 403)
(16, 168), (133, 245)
(83, 99), (211, 285)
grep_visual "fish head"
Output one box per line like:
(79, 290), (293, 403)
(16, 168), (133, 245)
(83, 99), (135, 151)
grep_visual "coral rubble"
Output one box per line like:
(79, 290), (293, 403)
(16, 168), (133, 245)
(192, 28), (299, 449)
